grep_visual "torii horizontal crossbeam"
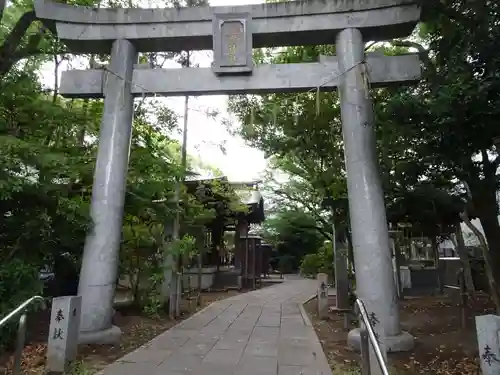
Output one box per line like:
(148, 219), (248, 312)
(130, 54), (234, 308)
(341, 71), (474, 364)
(34, 0), (421, 53)
(59, 54), (420, 98)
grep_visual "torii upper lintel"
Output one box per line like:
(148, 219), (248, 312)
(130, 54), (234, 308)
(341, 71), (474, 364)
(34, 0), (421, 53)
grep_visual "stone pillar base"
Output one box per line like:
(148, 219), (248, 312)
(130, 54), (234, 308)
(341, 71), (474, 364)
(347, 327), (414, 353)
(78, 325), (122, 345)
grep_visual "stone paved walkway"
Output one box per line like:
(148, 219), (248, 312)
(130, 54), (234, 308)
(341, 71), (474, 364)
(99, 277), (332, 375)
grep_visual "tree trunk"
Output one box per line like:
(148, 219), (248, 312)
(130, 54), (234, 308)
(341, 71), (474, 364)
(461, 212), (500, 314)
(478, 209), (500, 277)
(0, 11), (42, 77)
(452, 224), (475, 296)
(473, 182), (500, 294)
(465, 175), (500, 310)
(0, 0), (6, 23)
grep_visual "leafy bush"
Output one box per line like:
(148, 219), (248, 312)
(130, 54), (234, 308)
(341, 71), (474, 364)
(277, 255), (294, 274)
(0, 260), (43, 349)
(299, 243), (334, 279)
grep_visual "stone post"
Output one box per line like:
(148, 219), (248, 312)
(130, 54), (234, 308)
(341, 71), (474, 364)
(316, 273), (329, 319)
(77, 39), (137, 344)
(161, 217), (176, 315)
(392, 235), (404, 298)
(334, 244), (350, 310)
(47, 296), (82, 374)
(336, 28), (413, 355)
(476, 315), (500, 375)
(333, 224), (350, 311)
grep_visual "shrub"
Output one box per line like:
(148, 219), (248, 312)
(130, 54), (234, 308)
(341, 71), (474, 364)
(299, 243), (334, 279)
(277, 255), (294, 274)
(0, 259), (43, 349)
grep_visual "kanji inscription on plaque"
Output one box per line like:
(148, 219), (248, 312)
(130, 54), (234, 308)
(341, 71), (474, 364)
(212, 12), (253, 75)
(220, 20), (245, 66)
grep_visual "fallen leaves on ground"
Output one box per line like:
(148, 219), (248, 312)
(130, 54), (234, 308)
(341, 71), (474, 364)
(306, 294), (491, 375)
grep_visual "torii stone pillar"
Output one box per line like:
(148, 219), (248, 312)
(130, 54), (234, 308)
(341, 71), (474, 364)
(337, 28), (414, 356)
(77, 39), (137, 344)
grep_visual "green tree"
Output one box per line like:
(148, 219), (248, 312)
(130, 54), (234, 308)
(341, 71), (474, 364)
(259, 209), (324, 271)
(383, 0), (500, 302)
(228, 1), (500, 305)
(0, 0), (236, 346)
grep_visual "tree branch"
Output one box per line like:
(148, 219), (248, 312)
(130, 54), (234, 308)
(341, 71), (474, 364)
(296, 223), (332, 241)
(390, 39), (437, 80)
(462, 180), (473, 201)
(0, 10), (42, 76)
(0, 0), (6, 22)
(271, 186), (334, 241)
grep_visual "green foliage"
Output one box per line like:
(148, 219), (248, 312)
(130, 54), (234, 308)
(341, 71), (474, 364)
(67, 361), (94, 375)
(229, 0), (500, 304)
(277, 255), (294, 274)
(260, 209), (324, 271)
(0, 0), (245, 348)
(0, 68), (92, 348)
(0, 260), (42, 349)
(300, 242), (334, 279)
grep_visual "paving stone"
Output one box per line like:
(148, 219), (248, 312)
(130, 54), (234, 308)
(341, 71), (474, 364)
(221, 328), (252, 340)
(236, 314), (260, 320)
(279, 325), (311, 339)
(279, 337), (311, 348)
(180, 320), (211, 330)
(117, 348), (173, 365)
(248, 335), (279, 346)
(146, 335), (190, 350)
(251, 326), (280, 340)
(181, 339), (215, 356)
(238, 318), (261, 325)
(213, 338), (248, 350)
(203, 348), (243, 365)
(262, 310), (281, 316)
(156, 329), (181, 337)
(192, 362), (237, 375)
(189, 333), (220, 344)
(99, 361), (160, 375)
(157, 354), (204, 373)
(278, 346), (317, 366)
(209, 316), (235, 325)
(244, 342), (278, 357)
(281, 305), (301, 315)
(256, 314), (281, 327)
(278, 365), (321, 375)
(98, 278), (332, 375)
(157, 328), (197, 340)
(198, 327), (228, 339)
(235, 355), (278, 375)
(281, 316), (304, 325)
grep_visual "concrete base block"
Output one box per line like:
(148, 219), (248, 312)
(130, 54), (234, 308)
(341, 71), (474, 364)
(347, 327), (414, 353)
(78, 325), (122, 345)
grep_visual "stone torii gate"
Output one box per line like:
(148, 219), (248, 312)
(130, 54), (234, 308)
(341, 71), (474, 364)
(35, 0), (421, 359)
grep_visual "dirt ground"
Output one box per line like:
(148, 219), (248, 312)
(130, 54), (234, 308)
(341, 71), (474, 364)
(306, 292), (495, 375)
(0, 290), (242, 375)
